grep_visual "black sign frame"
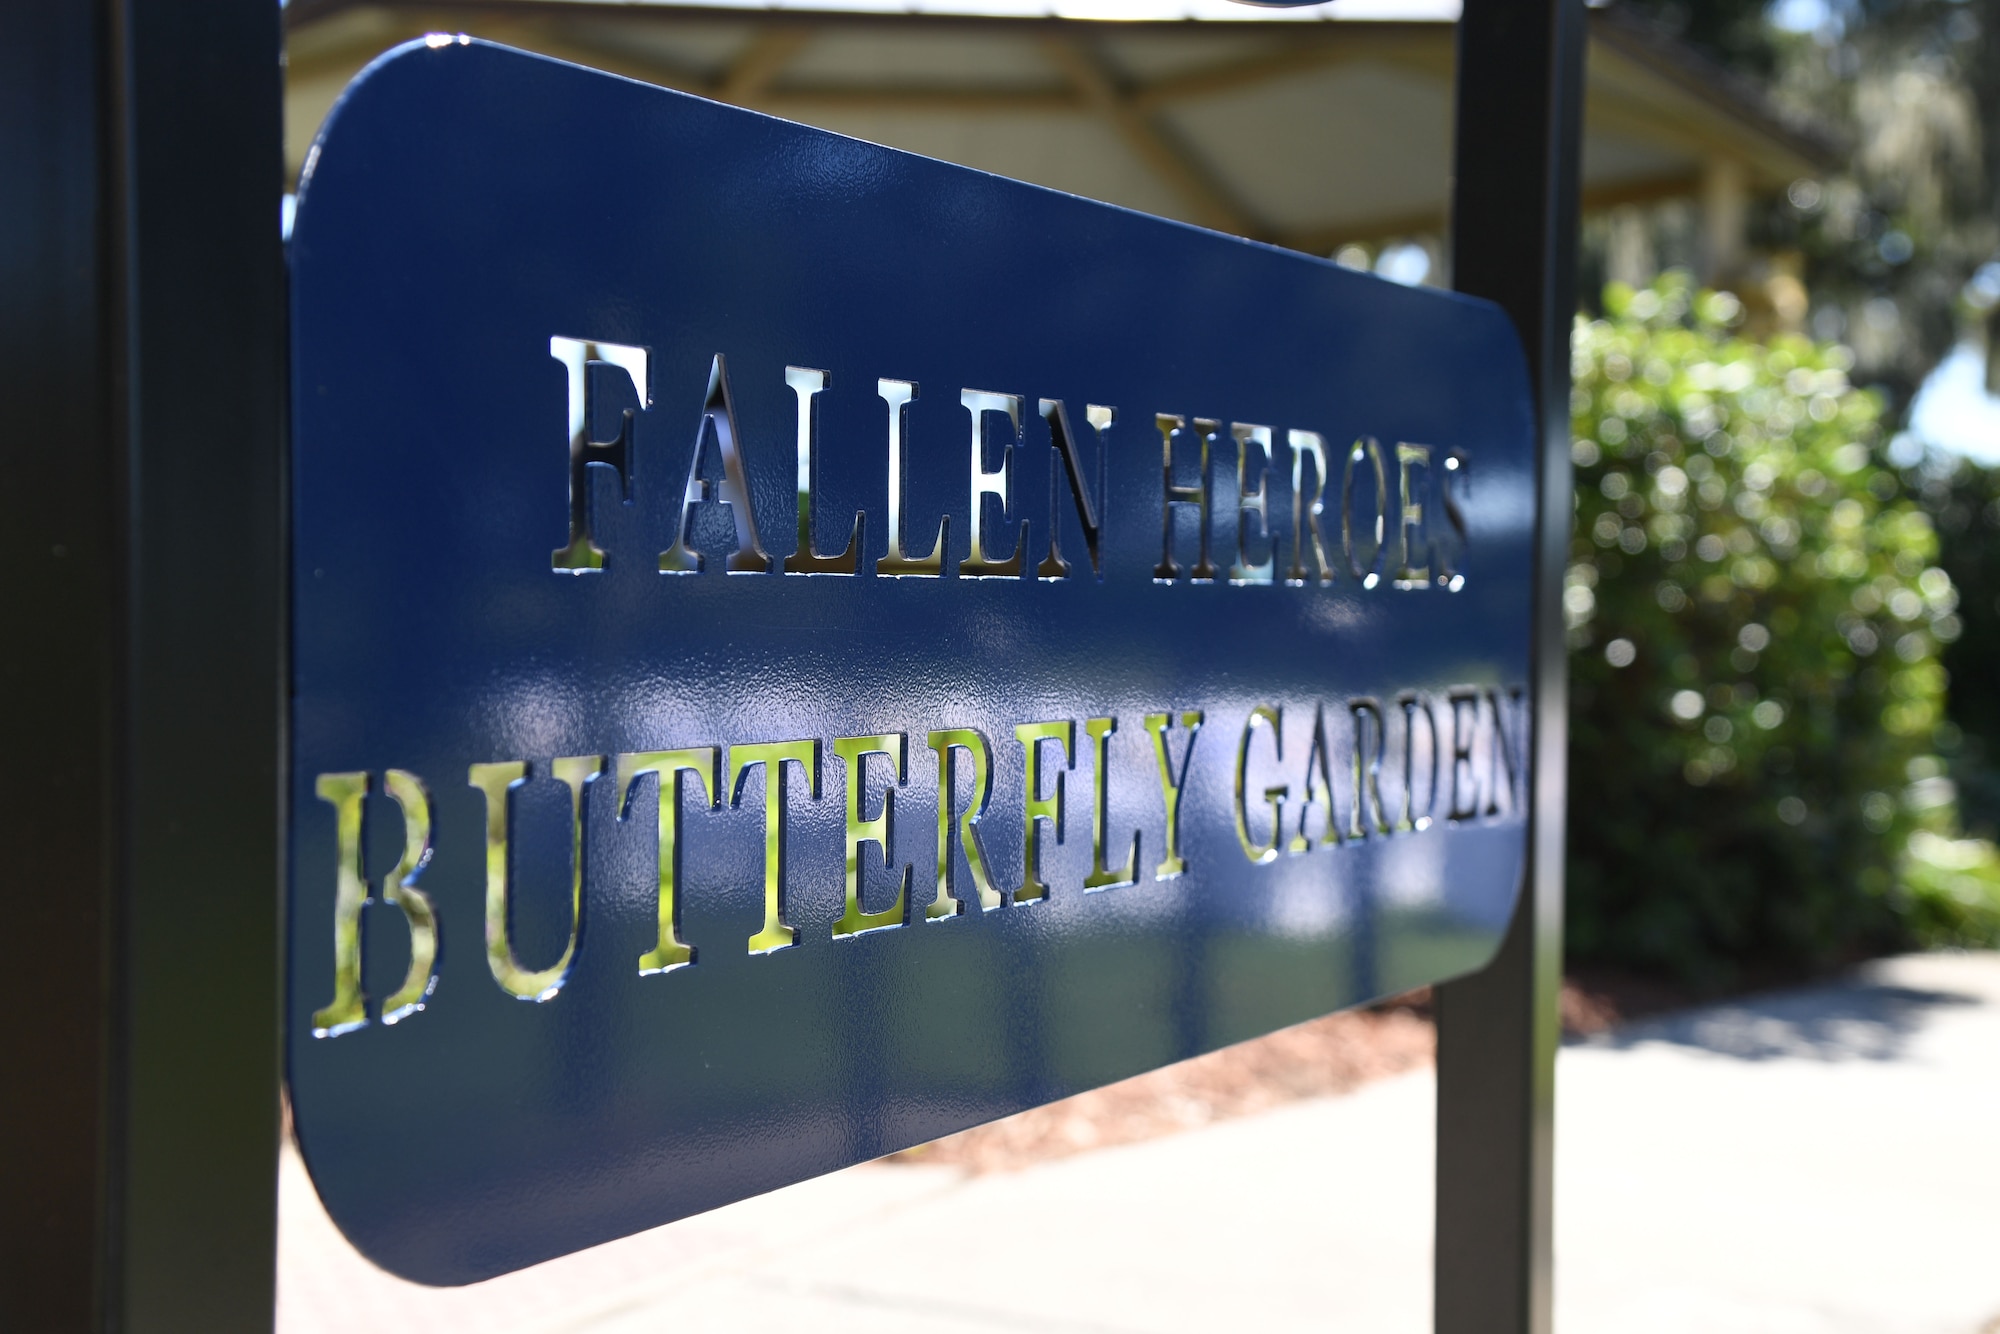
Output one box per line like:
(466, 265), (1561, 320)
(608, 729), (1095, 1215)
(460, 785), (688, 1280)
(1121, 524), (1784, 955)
(0, 2), (286, 1328)
(0, 1), (1578, 1328)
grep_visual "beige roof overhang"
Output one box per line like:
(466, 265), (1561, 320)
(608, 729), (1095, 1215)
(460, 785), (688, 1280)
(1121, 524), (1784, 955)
(283, 0), (1837, 252)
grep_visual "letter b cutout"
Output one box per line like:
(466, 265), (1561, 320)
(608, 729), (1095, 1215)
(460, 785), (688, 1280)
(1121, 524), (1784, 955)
(312, 771), (441, 1037)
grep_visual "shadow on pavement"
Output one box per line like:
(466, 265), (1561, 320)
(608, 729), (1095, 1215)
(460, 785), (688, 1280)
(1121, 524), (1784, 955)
(1579, 976), (1981, 1062)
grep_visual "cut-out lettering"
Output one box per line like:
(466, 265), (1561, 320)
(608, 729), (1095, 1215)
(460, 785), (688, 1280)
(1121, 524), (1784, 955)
(878, 378), (947, 576)
(960, 389), (1027, 578)
(1235, 705), (1286, 864)
(1015, 720), (1072, 903)
(660, 353), (773, 575)
(926, 729), (1002, 916)
(551, 336), (648, 572)
(1083, 716), (1139, 890)
(1286, 429), (1335, 586)
(1154, 415), (1218, 582)
(1439, 450), (1470, 590)
(617, 747), (718, 975)
(832, 734), (911, 938)
(1288, 704), (1342, 853)
(729, 740), (820, 954)
(375, 770), (441, 1025)
(782, 367), (863, 575)
(1342, 437), (1388, 589)
(1038, 400), (1110, 580)
(1230, 423), (1277, 585)
(468, 757), (600, 1002)
(1395, 442), (1432, 590)
(311, 772), (371, 1038)
(1449, 689), (1482, 821)
(1143, 710), (1203, 878)
(1347, 701), (1391, 837)
(1398, 695), (1439, 833)
(311, 770), (440, 1037)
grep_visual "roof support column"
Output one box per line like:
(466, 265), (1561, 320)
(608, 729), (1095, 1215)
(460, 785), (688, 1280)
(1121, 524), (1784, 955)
(1702, 156), (1749, 286)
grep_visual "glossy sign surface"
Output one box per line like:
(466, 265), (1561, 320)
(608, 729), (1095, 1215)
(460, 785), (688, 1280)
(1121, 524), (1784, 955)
(288, 40), (1535, 1286)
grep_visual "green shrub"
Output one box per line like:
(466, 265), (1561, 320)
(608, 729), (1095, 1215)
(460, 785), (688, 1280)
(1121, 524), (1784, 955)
(1565, 275), (1998, 988)
(1900, 832), (2000, 948)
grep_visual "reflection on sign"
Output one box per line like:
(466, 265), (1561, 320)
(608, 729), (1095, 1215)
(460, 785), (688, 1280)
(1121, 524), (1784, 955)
(287, 39), (1537, 1285)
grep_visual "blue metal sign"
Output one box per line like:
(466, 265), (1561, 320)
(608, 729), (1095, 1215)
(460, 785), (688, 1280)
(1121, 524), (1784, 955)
(287, 38), (1535, 1286)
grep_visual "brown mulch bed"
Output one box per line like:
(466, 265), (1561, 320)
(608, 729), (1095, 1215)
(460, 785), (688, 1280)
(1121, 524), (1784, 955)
(889, 994), (1436, 1174)
(890, 973), (1704, 1175)
(1559, 967), (1702, 1036)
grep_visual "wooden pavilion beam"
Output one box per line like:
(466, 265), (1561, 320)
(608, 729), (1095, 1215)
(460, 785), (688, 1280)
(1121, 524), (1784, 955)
(720, 29), (810, 105)
(767, 87), (1081, 113)
(1275, 168), (1707, 257)
(463, 18), (713, 90)
(1128, 28), (1445, 113)
(1038, 35), (1260, 238)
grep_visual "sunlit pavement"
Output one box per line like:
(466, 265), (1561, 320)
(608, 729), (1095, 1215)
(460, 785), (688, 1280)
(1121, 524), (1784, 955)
(278, 952), (2000, 1333)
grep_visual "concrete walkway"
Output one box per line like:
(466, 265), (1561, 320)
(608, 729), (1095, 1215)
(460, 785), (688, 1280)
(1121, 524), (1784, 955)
(277, 952), (2000, 1333)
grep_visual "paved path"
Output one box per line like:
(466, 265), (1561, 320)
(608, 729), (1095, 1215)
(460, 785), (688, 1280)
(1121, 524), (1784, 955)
(278, 952), (2000, 1333)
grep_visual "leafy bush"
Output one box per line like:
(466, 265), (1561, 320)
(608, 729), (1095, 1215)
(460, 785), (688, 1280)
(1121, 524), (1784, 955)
(1901, 831), (2000, 948)
(1565, 274), (1999, 988)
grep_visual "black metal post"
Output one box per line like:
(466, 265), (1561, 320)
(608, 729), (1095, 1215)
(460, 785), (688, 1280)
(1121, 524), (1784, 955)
(1435, 2), (1583, 1332)
(0, 2), (286, 1330)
